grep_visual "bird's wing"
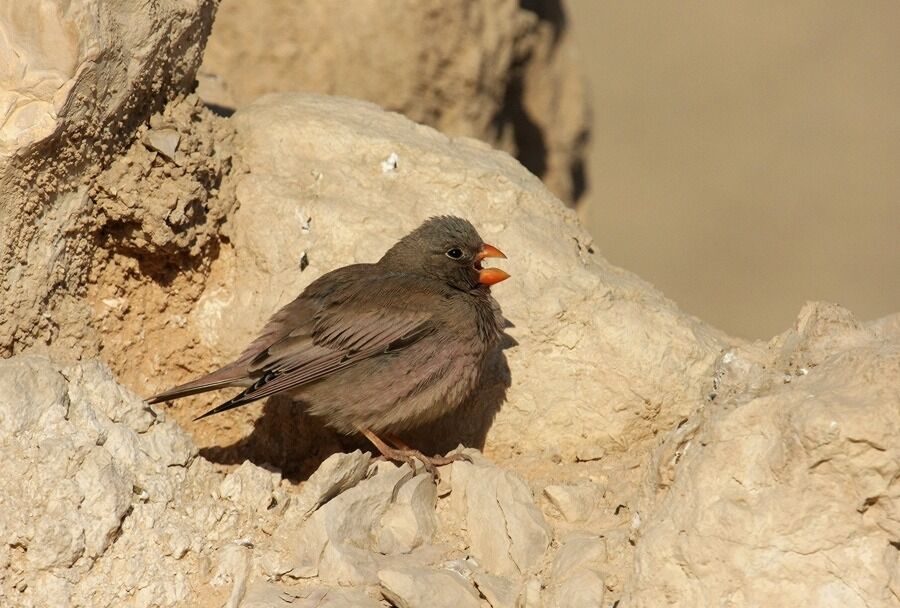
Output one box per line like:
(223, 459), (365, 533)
(194, 277), (437, 418)
(146, 296), (318, 404)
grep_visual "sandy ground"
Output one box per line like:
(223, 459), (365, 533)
(568, 0), (900, 338)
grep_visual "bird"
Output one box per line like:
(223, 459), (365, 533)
(148, 215), (509, 469)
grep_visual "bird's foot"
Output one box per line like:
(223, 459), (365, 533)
(358, 428), (472, 501)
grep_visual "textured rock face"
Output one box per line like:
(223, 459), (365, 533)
(8, 306), (896, 605)
(627, 303), (900, 607)
(0, 0), (220, 357)
(0, 360), (561, 606)
(200, 0), (589, 206)
(0, 356), (205, 607)
(2, 3), (899, 605)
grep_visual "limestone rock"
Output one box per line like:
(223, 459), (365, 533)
(144, 128), (181, 161)
(0, 0), (218, 357)
(551, 533), (607, 581)
(377, 473), (439, 555)
(473, 571), (520, 608)
(219, 460), (280, 513)
(550, 569), (605, 608)
(0, 354), (320, 607)
(378, 566), (482, 608)
(243, 582), (383, 608)
(211, 542), (253, 608)
(518, 578), (543, 608)
(201, 0), (589, 205)
(449, 458), (551, 577)
(0, 356), (199, 606)
(284, 461), (442, 585)
(547, 533), (608, 608)
(543, 484), (600, 523)
(3, 3), (897, 602)
(287, 450), (372, 520)
(626, 304), (900, 607)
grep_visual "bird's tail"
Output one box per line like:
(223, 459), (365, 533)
(146, 364), (248, 405)
(192, 389), (262, 421)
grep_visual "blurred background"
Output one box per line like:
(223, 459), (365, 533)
(199, 0), (899, 340)
(568, 0), (900, 338)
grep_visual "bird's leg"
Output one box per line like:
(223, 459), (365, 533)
(382, 433), (413, 451)
(360, 428), (432, 474)
(362, 429), (471, 469)
(359, 428), (475, 502)
(384, 433), (473, 466)
(384, 432), (472, 464)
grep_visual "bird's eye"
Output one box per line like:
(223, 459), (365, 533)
(446, 248), (463, 259)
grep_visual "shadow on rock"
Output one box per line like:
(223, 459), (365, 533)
(200, 331), (515, 480)
(199, 394), (346, 482)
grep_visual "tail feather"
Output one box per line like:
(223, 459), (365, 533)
(147, 364), (248, 404)
(193, 389), (263, 421)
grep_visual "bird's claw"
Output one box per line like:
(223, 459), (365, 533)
(391, 464), (418, 502)
(388, 450), (463, 502)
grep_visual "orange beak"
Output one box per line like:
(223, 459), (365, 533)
(476, 244), (510, 285)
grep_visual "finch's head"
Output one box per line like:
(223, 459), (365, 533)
(380, 216), (509, 290)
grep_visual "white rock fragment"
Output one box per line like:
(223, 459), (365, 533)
(543, 484), (599, 522)
(547, 534), (607, 608)
(574, 444), (606, 463)
(518, 578), (543, 608)
(64, 359), (157, 433)
(288, 450), (371, 520)
(211, 542), (252, 608)
(473, 570), (520, 608)
(378, 566), (481, 608)
(450, 459), (551, 577)
(219, 460), (279, 513)
(377, 472), (438, 554)
(74, 447), (134, 558)
(550, 533), (607, 580)
(381, 151), (399, 173)
(0, 355), (215, 606)
(286, 461), (414, 584)
(141, 423), (197, 467)
(0, 356), (68, 435)
(550, 569), (605, 608)
(243, 582), (383, 607)
(144, 127), (181, 160)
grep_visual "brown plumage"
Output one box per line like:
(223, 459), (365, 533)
(148, 216), (509, 466)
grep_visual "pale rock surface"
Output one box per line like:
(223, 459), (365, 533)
(378, 566), (482, 608)
(551, 533), (608, 580)
(377, 473), (439, 555)
(242, 582), (384, 608)
(550, 569), (606, 608)
(0, 356), (203, 607)
(283, 461), (440, 585)
(547, 533), (608, 608)
(219, 460), (281, 513)
(448, 457), (551, 577)
(287, 450), (372, 520)
(543, 484), (599, 523)
(201, 0), (590, 205)
(0, 0), (218, 357)
(2, 3), (899, 603)
(472, 571), (520, 608)
(518, 578), (543, 608)
(626, 303), (900, 607)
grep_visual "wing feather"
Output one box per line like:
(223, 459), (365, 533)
(194, 279), (436, 419)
